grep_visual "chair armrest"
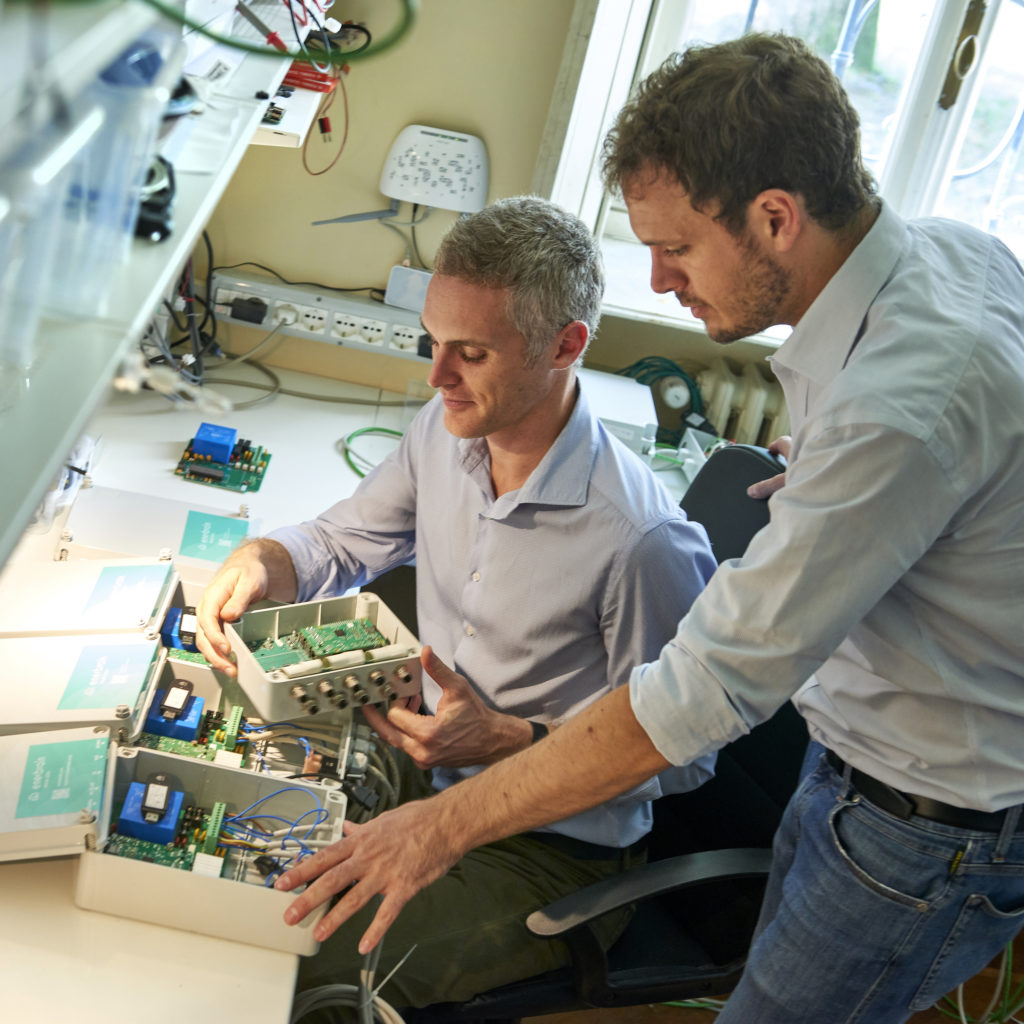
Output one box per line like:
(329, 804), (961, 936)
(526, 846), (773, 939)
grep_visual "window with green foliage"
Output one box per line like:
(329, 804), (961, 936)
(539, 0), (1024, 338)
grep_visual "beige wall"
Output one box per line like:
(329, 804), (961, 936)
(205, 0), (575, 392)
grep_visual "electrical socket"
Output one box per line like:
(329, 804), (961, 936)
(212, 270), (431, 366)
(390, 325), (422, 351)
(273, 301), (300, 325)
(361, 318), (386, 345)
(331, 312), (362, 339)
(301, 305), (328, 334)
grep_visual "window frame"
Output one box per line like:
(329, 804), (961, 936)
(534, 0), (1012, 339)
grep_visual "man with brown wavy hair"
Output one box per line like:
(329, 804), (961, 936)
(277, 34), (1024, 1023)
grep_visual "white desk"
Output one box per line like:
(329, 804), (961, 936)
(0, 858), (297, 1022)
(85, 364), (416, 533)
(0, 364), (417, 1024)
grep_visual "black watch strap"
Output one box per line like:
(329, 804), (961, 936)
(529, 720), (549, 744)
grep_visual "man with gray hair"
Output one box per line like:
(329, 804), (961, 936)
(275, 36), (1024, 1024)
(197, 195), (716, 1007)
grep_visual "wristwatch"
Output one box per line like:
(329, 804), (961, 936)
(529, 720), (549, 744)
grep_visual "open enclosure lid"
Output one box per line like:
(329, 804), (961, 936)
(0, 634), (164, 741)
(0, 557), (176, 638)
(0, 726), (110, 862)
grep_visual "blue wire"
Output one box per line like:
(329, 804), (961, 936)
(224, 786), (324, 823)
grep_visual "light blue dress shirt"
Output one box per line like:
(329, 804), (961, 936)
(270, 384), (717, 845)
(632, 203), (1024, 812)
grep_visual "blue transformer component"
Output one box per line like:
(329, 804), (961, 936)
(160, 606), (197, 651)
(193, 422), (237, 464)
(144, 691), (205, 741)
(161, 605), (182, 648)
(117, 780), (184, 845)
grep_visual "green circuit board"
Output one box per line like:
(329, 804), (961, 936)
(247, 617), (387, 669)
(166, 647), (210, 667)
(103, 832), (196, 870)
(175, 442), (272, 492)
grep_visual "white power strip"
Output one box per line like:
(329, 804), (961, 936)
(210, 271), (430, 363)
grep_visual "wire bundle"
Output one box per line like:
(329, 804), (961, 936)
(616, 355), (708, 447)
(217, 786), (333, 885)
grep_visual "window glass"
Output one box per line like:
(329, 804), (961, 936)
(601, 0), (936, 327)
(936, 1), (1024, 258)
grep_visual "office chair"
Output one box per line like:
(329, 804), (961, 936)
(405, 443), (806, 1024)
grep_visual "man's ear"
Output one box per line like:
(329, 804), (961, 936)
(749, 189), (802, 253)
(552, 320), (589, 367)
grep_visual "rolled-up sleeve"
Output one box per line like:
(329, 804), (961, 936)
(631, 422), (958, 768)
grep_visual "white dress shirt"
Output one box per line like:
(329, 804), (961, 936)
(270, 384), (718, 844)
(632, 203), (1024, 811)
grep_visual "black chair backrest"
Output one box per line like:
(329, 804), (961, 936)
(680, 443), (785, 562)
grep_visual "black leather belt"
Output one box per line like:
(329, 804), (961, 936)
(825, 749), (1011, 832)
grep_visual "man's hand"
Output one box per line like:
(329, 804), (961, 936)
(746, 435), (792, 500)
(194, 539), (298, 675)
(276, 798), (463, 952)
(361, 646), (533, 769)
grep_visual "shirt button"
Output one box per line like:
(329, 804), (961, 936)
(465, 625), (475, 637)
(471, 572), (481, 582)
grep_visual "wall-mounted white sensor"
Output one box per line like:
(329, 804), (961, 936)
(379, 124), (489, 213)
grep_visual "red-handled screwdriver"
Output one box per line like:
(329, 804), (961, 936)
(235, 3), (287, 52)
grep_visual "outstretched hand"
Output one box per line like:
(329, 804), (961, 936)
(275, 797), (464, 952)
(361, 646), (532, 769)
(746, 435), (792, 500)
(194, 539), (297, 675)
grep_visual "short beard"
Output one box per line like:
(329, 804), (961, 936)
(707, 233), (791, 344)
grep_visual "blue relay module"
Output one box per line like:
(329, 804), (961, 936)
(175, 422), (271, 492)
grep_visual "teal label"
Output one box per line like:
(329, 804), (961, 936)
(85, 564), (169, 618)
(179, 510), (249, 562)
(58, 643), (157, 710)
(16, 735), (108, 819)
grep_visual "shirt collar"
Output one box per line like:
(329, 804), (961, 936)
(771, 201), (908, 386)
(457, 380), (596, 514)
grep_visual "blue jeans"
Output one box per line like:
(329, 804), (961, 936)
(719, 747), (1024, 1024)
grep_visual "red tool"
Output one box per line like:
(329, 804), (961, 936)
(235, 2), (287, 52)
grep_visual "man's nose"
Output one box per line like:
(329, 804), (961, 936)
(650, 251), (686, 295)
(427, 345), (457, 389)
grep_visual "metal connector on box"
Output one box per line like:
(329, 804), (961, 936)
(211, 271), (431, 364)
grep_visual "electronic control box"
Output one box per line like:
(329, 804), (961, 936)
(140, 654), (359, 784)
(0, 633), (164, 742)
(226, 592), (422, 721)
(0, 725), (343, 954)
(0, 557), (176, 638)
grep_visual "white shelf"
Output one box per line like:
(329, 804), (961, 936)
(0, 7), (295, 568)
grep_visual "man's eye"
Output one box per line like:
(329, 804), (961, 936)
(664, 246), (688, 256)
(460, 347), (487, 363)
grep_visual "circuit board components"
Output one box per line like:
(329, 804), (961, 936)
(226, 592), (422, 720)
(175, 422), (271, 492)
(247, 617), (388, 672)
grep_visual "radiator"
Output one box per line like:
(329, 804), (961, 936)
(697, 360), (790, 446)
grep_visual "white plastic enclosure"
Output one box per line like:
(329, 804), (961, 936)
(226, 592), (421, 721)
(75, 743), (345, 955)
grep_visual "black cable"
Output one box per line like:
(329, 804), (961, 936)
(210, 260), (384, 299)
(307, 22), (374, 57)
(342, 23), (372, 53)
(286, 0), (331, 73)
(410, 204), (429, 270)
(200, 230), (217, 340)
(162, 297), (189, 333)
